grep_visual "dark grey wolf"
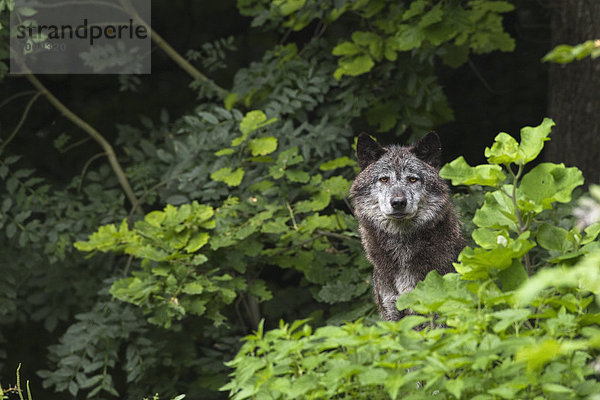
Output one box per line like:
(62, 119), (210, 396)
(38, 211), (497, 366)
(350, 132), (465, 321)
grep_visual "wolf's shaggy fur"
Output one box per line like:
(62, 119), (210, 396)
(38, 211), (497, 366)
(350, 132), (465, 321)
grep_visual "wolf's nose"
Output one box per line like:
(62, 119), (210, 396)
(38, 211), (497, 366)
(390, 197), (407, 211)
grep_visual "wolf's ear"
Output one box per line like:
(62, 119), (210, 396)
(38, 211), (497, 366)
(356, 133), (385, 170)
(411, 131), (441, 169)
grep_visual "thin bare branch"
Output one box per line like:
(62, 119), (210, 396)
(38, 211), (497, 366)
(16, 64), (143, 215)
(0, 90), (38, 110)
(0, 92), (42, 154)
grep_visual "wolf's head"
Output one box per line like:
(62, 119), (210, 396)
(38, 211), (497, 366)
(350, 132), (449, 234)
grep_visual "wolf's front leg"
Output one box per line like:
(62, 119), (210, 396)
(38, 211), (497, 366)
(381, 294), (407, 321)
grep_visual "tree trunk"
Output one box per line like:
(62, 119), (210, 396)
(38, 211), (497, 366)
(545, 0), (600, 185)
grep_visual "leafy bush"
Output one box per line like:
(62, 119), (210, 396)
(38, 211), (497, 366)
(222, 119), (600, 399)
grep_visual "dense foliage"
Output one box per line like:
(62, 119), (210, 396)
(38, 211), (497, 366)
(223, 119), (600, 399)
(1, 0), (598, 399)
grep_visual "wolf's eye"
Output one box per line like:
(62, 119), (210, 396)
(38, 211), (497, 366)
(379, 177), (389, 183)
(408, 177), (419, 183)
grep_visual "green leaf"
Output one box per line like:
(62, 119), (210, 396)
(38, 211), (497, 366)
(185, 232), (210, 253)
(388, 24), (424, 51)
(485, 119), (554, 165)
(319, 156), (355, 171)
(384, 372), (405, 399)
(485, 132), (520, 164)
(215, 148), (235, 156)
(285, 169), (310, 183)
(274, 0), (306, 16)
(498, 259), (528, 291)
(520, 163), (584, 210)
(445, 379), (464, 398)
(440, 156), (506, 187)
(473, 190), (519, 232)
(582, 222), (600, 245)
(536, 223), (577, 253)
(518, 118), (554, 164)
(456, 233), (534, 280)
(419, 4), (443, 28)
(332, 41), (361, 56)
(352, 31), (383, 60)
(491, 308), (531, 333)
(543, 41), (600, 64)
(402, 0), (426, 20)
(240, 110), (266, 135)
(248, 137), (278, 156)
(542, 383), (573, 394)
(334, 54), (374, 80)
(239, 110), (277, 136)
(210, 167), (245, 187)
(358, 368), (388, 386)
(182, 282), (204, 295)
(224, 92), (238, 110)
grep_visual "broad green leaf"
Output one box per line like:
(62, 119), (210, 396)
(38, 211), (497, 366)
(182, 282), (204, 295)
(485, 119), (554, 165)
(536, 223), (577, 253)
(473, 190), (519, 232)
(440, 156), (506, 187)
(224, 92), (238, 110)
(273, 0), (306, 16)
(518, 118), (554, 163)
(388, 24), (424, 51)
(491, 308), (531, 333)
(332, 41), (361, 56)
(185, 232), (210, 253)
(419, 4), (443, 28)
(285, 169), (310, 183)
(402, 0), (427, 20)
(210, 167), (245, 187)
(145, 210), (165, 227)
(240, 110), (266, 135)
(498, 259), (528, 291)
(520, 163), (584, 210)
(319, 156), (355, 171)
(456, 232), (534, 279)
(248, 136), (278, 156)
(384, 372), (405, 400)
(543, 41), (600, 64)
(485, 132), (520, 164)
(582, 222), (600, 245)
(351, 31), (383, 59)
(542, 383), (573, 394)
(333, 54), (374, 80)
(239, 110), (277, 136)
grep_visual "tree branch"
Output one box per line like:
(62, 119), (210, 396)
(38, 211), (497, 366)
(0, 92), (42, 154)
(22, 71), (143, 215)
(117, 0), (228, 98)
